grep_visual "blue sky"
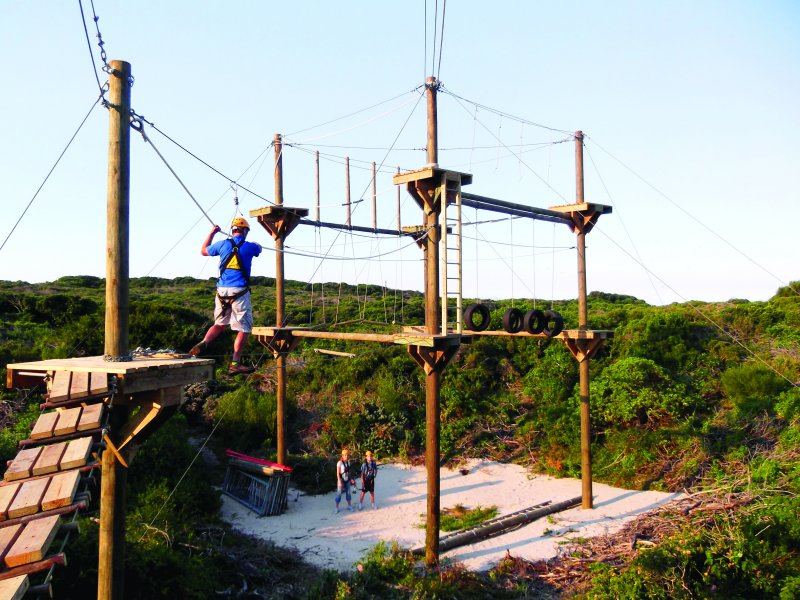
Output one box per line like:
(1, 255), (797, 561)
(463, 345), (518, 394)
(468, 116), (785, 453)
(1, 1), (798, 307)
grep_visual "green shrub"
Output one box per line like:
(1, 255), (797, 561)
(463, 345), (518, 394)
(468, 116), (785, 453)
(721, 363), (791, 418)
(211, 385), (278, 452)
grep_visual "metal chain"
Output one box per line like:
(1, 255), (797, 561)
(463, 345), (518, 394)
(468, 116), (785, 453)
(102, 346), (180, 362)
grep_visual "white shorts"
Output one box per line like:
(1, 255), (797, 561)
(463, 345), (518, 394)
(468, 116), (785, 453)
(214, 287), (253, 332)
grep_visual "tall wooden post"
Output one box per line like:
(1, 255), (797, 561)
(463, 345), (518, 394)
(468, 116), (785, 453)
(424, 76), (441, 566)
(274, 133), (287, 465)
(575, 131), (593, 509)
(99, 59), (131, 600)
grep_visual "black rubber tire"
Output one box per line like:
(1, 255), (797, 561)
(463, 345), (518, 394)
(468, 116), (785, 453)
(464, 304), (490, 332)
(542, 310), (564, 337)
(502, 308), (524, 334)
(523, 309), (546, 334)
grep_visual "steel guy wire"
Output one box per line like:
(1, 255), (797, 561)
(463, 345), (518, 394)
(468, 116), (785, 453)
(286, 86), (423, 138)
(439, 86), (573, 135)
(0, 96), (102, 255)
(436, 0), (447, 81)
(301, 88), (426, 288)
(444, 91), (571, 202)
(77, 0), (104, 95)
(584, 145), (663, 305)
(595, 226), (800, 389)
(586, 134), (800, 299)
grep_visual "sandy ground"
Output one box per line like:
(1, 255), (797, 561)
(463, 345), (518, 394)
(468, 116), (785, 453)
(219, 460), (682, 573)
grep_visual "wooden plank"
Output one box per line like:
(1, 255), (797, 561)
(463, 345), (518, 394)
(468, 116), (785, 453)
(77, 403), (104, 431)
(40, 471), (80, 512)
(68, 371), (89, 400)
(47, 371), (71, 402)
(59, 437), (92, 470)
(4, 515), (61, 568)
(89, 371), (108, 397)
(53, 407), (81, 437)
(7, 479), (49, 519)
(3, 448), (42, 482)
(0, 525), (23, 565)
(31, 443), (67, 477)
(0, 484), (20, 522)
(29, 412), (59, 441)
(0, 574), (29, 600)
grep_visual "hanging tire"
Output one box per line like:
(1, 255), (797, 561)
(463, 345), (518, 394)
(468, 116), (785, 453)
(523, 309), (546, 334)
(502, 308), (524, 333)
(542, 310), (564, 337)
(464, 304), (490, 332)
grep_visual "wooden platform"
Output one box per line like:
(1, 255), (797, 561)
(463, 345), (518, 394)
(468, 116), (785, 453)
(7, 355), (215, 396)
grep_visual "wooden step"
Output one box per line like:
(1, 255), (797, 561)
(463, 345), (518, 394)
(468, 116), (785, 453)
(53, 407), (81, 437)
(3, 448), (42, 482)
(0, 525), (23, 566)
(32, 442), (67, 477)
(41, 471), (81, 512)
(4, 515), (61, 568)
(46, 371), (71, 403)
(0, 574), (29, 600)
(68, 371), (89, 400)
(59, 438), (93, 470)
(0, 484), (20, 522)
(77, 403), (104, 431)
(7, 479), (49, 520)
(29, 412), (59, 441)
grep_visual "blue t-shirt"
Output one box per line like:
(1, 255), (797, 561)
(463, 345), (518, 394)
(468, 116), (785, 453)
(207, 235), (262, 288)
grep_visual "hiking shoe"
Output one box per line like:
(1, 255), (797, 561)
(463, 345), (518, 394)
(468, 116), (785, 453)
(228, 363), (255, 375)
(189, 341), (207, 357)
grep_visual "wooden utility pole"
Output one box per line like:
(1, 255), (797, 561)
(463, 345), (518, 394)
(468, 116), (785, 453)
(99, 59), (131, 600)
(274, 134), (287, 465)
(423, 76), (441, 566)
(575, 131), (592, 509)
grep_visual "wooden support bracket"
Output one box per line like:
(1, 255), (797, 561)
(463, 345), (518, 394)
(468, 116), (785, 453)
(112, 387), (182, 464)
(562, 337), (605, 363)
(101, 435), (128, 469)
(407, 344), (460, 376)
(256, 330), (301, 358)
(250, 206), (309, 240)
(548, 202), (612, 235)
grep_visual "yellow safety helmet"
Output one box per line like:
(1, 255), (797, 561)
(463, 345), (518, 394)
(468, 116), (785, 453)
(231, 217), (250, 230)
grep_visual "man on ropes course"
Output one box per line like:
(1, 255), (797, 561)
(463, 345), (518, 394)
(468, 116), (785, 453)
(189, 217), (262, 375)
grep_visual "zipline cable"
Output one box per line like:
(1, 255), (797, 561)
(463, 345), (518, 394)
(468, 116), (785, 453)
(597, 227), (799, 389)
(135, 121), (219, 230)
(0, 96), (101, 254)
(584, 145), (662, 305)
(586, 134), (800, 298)
(444, 87), (572, 202)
